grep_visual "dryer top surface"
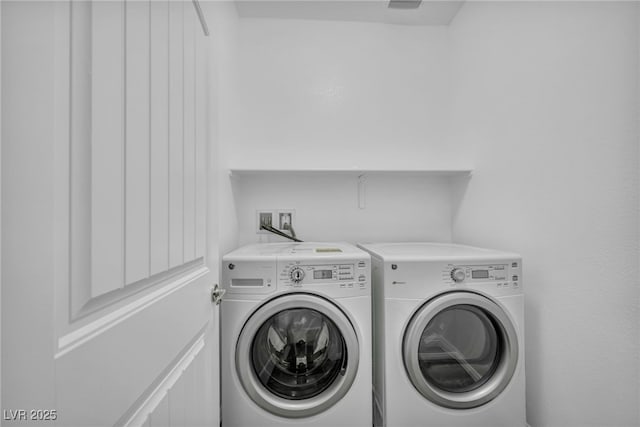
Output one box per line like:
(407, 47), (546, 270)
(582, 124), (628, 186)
(357, 242), (519, 262)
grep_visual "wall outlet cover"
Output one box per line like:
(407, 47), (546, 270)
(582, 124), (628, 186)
(256, 209), (295, 234)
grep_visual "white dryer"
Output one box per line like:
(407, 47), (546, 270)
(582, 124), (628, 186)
(358, 242), (526, 427)
(220, 242), (372, 427)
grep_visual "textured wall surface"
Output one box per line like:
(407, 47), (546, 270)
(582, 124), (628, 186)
(218, 16), (459, 251)
(228, 18), (452, 170)
(214, 3), (640, 426)
(232, 172), (454, 246)
(450, 2), (640, 426)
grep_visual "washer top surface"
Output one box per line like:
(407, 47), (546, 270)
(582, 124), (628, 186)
(223, 241), (368, 260)
(358, 242), (519, 262)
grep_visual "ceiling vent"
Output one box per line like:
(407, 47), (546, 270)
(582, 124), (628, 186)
(388, 0), (423, 9)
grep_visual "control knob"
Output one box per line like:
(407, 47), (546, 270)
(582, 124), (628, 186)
(450, 268), (466, 283)
(290, 267), (305, 283)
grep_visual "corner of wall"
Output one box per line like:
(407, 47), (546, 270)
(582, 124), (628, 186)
(201, 1), (241, 257)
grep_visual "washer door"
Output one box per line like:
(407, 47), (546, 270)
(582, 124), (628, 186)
(403, 292), (518, 409)
(236, 293), (359, 418)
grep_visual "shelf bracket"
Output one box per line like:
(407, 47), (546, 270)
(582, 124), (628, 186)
(358, 174), (366, 210)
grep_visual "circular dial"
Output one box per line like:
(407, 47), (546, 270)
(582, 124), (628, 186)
(289, 267), (305, 283)
(450, 268), (466, 283)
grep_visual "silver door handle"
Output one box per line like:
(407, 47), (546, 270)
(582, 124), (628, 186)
(211, 284), (225, 305)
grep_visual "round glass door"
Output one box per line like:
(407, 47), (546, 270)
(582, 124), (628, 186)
(236, 294), (359, 418)
(251, 308), (346, 400)
(403, 292), (518, 409)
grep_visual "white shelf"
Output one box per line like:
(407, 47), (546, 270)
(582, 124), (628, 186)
(228, 167), (473, 177)
(228, 166), (472, 210)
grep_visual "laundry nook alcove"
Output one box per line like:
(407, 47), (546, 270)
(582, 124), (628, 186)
(2, 1), (638, 427)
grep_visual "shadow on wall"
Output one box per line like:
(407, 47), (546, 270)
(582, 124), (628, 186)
(229, 172), (459, 246)
(450, 173), (472, 232)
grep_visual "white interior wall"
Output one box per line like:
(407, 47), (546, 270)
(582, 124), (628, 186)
(202, 0), (236, 262)
(213, 1), (640, 425)
(202, 1), (240, 257)
(449, 2), (639, 426)
(232, 173), (454, 246)
(226, 18), (453, 169)
(220, 17), (460, 249)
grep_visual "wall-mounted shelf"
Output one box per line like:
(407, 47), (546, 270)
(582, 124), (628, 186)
(228, 167), (473, 177)
(229, 167), (472, 210)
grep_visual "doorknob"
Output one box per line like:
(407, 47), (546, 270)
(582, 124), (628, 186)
(211, 284), (225, 305)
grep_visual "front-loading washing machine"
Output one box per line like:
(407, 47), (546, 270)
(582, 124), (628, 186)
(220, 242), (372, 427)
(358, 242), (526, 427)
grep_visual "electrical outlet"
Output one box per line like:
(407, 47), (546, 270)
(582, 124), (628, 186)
(256, 209), (296, 234)
(256, 210), (275, 234)
(278, 210), (294, 230)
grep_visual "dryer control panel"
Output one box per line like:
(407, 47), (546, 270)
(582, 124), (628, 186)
(443, 261), (521, 290)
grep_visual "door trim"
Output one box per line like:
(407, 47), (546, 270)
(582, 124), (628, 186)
(235, 293), (360, 418)
(403, 291), (519, 409)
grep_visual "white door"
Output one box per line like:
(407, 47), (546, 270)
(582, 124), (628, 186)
(1, 1), (219, 426)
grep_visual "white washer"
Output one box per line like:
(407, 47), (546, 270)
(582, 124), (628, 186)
(358, 242), (526, 427)
(220, 242), (372, 427)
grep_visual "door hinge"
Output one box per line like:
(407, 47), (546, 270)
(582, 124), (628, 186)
(211, 284), (225, 305)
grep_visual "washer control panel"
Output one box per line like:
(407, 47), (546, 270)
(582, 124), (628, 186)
(222, 243), (371, 296)
(280, 260), (368, 290)
(282, 263), (356, 283)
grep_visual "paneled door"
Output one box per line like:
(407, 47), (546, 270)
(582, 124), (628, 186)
(2, 1), (218, 426)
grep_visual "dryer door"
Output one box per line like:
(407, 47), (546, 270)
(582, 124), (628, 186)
(236, 293), (359, 418)
(403, 292), (518, 409)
